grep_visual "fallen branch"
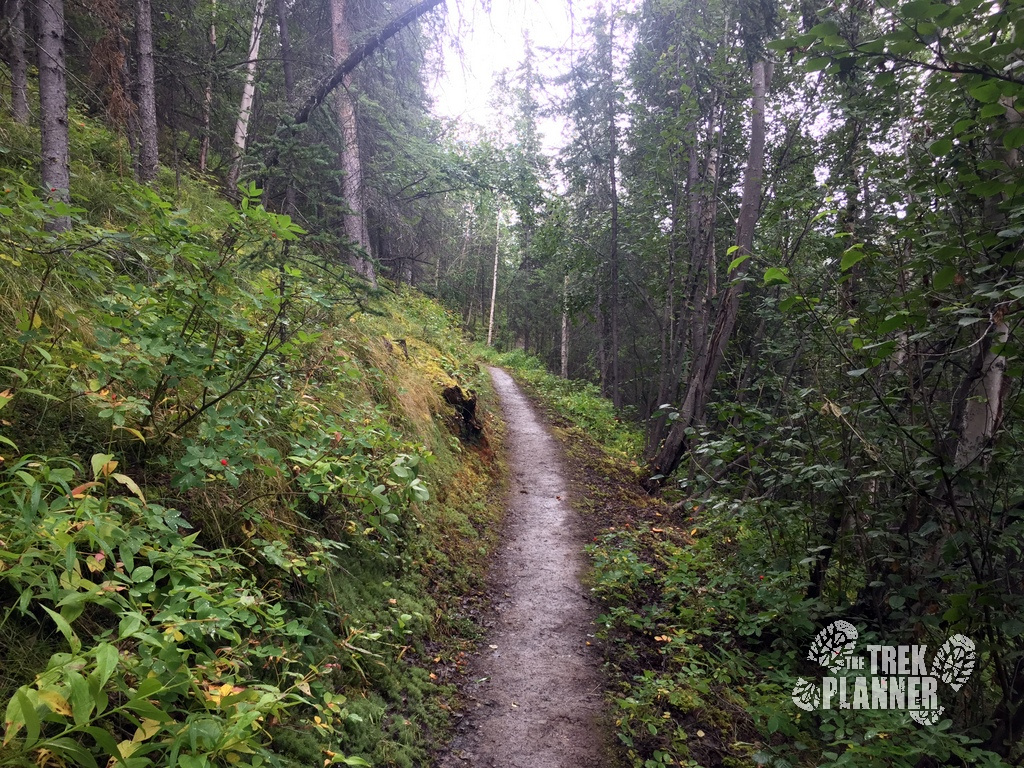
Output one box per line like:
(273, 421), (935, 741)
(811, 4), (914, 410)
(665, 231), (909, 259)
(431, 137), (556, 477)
(292, 0), (445, 128)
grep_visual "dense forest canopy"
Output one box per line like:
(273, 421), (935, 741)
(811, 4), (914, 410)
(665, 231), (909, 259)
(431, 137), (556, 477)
(2, 0), (1024, 764)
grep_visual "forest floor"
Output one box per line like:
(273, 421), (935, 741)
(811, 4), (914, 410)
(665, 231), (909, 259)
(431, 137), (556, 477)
(436, 367), (613, 767)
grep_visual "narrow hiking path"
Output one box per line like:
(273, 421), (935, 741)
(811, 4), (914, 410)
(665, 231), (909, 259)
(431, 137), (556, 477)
(437, 367), (608, 768)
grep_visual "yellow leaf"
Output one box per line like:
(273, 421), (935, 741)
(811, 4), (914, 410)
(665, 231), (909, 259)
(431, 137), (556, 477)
(107, 738), (140, 767)
(31, 312), (41, 330)
(33, 747), (61, 767)
(113, 425), (147, 443)
(111, 473), (146, 504)
(132, 718), (162, 743)
(37, 690), (71, 717)
(101, 460), (118, 477)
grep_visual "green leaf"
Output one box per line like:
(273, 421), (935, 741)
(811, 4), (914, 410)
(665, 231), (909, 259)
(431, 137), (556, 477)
(728, 253), (752, 273)
(840, 247), (866, 272)
(4, 690), (24, 745)
(928, 138), (953, 156)
(1004, 126), (1024, 150)
(933, 265), (958, 290)
(969, 81), (1001, 103)
(979, 102), (1006, 119)
(91, 453), (115, 480)
(762, 267), (790, 286)
(46, 737), (99, 768)
(42, 605), (81, 653)
(93, 644), (120, 689)
(67, 671), (95, 726)
(1003, 619), (1024, 637)
(807, 20), (840, 36)
(16, 689), (40, 748)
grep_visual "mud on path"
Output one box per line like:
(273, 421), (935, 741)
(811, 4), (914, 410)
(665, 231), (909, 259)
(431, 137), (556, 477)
(437, 367), (608, 768)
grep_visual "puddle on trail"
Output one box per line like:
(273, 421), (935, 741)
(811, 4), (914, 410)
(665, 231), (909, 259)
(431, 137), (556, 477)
(436, 367), (608, 768)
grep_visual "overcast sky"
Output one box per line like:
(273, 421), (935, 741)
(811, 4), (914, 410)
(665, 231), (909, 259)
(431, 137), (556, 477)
(428, 0), (583, 149)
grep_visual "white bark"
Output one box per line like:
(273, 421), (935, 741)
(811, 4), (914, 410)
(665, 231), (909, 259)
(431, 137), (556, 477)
(227, 0), (268, 189)
(955, 320), (1009, 470)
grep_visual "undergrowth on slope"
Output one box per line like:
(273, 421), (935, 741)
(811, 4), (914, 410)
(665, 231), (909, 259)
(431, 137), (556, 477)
(0, 109), (503, 768)
(491, 352), (1011, 768)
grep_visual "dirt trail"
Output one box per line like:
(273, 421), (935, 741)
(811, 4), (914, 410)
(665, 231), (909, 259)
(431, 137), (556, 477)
(437, 367), (607, 768)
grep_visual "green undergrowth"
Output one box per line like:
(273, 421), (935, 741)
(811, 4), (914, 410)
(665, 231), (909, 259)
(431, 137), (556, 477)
(0, 109), (504, 768)
(481, 348), (642, 458)
(491, 353), (1009, 768)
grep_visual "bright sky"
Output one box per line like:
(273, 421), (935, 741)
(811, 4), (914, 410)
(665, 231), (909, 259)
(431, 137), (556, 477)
(429, 0), (583, 150)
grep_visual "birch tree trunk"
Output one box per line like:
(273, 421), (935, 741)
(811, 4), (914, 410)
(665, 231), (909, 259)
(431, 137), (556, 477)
(135, 0), (159, 182)
(37, 0), (70, 231)
(487, 213), (500, 346)
(328, 0), (375, 284)
(226, 0), (268, 190)
(4, 0), (28, 123)
(648, 59), (771, 488)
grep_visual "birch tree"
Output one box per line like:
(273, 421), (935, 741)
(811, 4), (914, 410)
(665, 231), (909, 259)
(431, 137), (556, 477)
(227, 0), (269, 190)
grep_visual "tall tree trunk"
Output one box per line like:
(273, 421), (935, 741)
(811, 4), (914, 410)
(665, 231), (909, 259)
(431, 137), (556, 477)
(954, 319), (1009, 470)
(275, 0), (294, 102)
(4, 0), (28, 123)
(487, 212), (500, 346)
(606, 13), (621, 408)
(227, 0), (268, 190)
(135, 0), (158, 182)
(561, 273), (570, 378)
(198, 0), (216, 173)
(328, 0), (375, 284)
(37, 0), (70, 232)
(274, 0), (295, 213)
(648, 59), (771, 488)
(596, 284), (607, 396)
